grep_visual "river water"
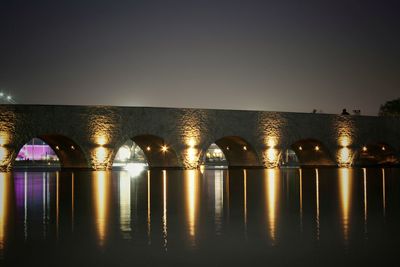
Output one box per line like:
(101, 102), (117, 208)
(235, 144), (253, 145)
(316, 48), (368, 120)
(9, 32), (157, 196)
(1, 167), (400, 266)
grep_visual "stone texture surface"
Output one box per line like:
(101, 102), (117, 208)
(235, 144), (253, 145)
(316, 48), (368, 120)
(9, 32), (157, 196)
(1, 104), (399, 171)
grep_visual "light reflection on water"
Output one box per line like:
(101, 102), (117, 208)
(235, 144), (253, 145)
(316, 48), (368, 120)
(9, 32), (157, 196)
(1, 168), (400, 266)
(93, 171), (109, 247)
(339, 168), (352, 245)
(0, 173), (8, 259)
(265, 169), (279, 245)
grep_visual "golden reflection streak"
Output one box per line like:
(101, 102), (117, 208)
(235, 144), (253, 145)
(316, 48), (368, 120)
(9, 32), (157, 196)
(243, 169), (247, 237)
(214, 170), (223, 235)
(162, 170), (168, 250)
(363, 168), (368, 238)
(299, 169), (303, 233)
(147, 170), (151, 245)
(265, 169), (279, 244)
(119, 172), (131, 237)
(71, 173), (75, 232)
(93, 171), (109, 247)
(0, 173), (9, 256)
(226, 170), (230, 221)
(382, 168), (386, 218)
(339, 168), (352, 245)
(56, 171), (59, 240)
(315, 169), (320, 241)
(185, 170), (199, 247)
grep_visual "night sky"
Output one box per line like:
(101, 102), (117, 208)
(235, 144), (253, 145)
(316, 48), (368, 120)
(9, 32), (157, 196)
(1, 0), (399, 115)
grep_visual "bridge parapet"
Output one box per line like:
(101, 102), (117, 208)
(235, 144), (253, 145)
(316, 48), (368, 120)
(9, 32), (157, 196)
(1, 104), (399, 171)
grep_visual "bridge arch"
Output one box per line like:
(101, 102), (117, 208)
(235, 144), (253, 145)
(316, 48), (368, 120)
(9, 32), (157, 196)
(14, 134), (89, 169)
(355, 142), (398, 166)
(202, 136), (261, 167)
(112, 134), (180, 168)
(290, 139), (335, 166)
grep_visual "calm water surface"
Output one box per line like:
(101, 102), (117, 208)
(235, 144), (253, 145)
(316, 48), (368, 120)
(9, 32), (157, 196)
(1, 168), (400, 266)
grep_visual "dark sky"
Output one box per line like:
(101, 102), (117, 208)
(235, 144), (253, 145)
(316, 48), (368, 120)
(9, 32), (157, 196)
(1, 0), (399, 115)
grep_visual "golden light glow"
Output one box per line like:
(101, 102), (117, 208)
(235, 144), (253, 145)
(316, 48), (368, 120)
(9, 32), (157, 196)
(0, 131), (11, 170)
(315, 146), (320, 151)
(0, 147), (8, 168)
(0, 173), (9, 254)
(214, 170), (224, 235)
(119, 172), (131, 237)
(187, 138), (196, 148)
(55, 145), (60, 150)
(339, 168), (352, 244)
(185, 170), (199, 246)
(226, 146), (230, 151)
(92, 146), (110, 170)
(337, 147), (353, 167)
(162, 170), (168, 250)
(243, 146), (247, 151)
(382, 146), (386, 151)
(362, 146), (368, 152)
(186, 147), (198, 167)
(0, 132), (10, 146)
(93, 171), (109, 247)
(336, 125), (354, 166)
(267, 137), (278, 148)
(199, 164), (205, 174)
(71, 145), (75, 150)
(146, 146), (151, 151)
(96, 136), (107, 146)
(161, 145), (168, 152)
(264, 147), (280, 168)
(265, 169), (279, 244)
(298, 146), (303, 151)
(338, 136), (351, 147)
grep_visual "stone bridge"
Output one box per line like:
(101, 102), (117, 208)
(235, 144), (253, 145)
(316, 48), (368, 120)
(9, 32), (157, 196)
(1, 104), (399, 171)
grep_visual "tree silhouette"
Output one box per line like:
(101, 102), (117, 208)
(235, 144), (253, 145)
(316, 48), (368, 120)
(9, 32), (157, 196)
(379, 98), (400, 116)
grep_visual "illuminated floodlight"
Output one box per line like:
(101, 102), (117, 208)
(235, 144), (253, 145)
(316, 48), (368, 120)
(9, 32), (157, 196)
(362, 146), (367, 152)
(117, 146), (131, 161)
(382, 146), (386, 151)
(315, 146), (320, 151)
(298, 146), (303, 151)
(55, 145), (60, 150)
(146, 146), (151, 151)
(125, 162), (146, 177)
(243, 146), (247, 151)
(71, 145), (75, 150)
(161, 145), (168, 152)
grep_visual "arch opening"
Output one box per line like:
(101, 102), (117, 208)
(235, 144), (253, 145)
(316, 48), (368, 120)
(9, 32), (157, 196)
(113, 135), (180, 169)
(112, 139), (148, 173)
(204, 136), (261, 168)
(202, 143), (228, 168)
(355, 142), (398, 166)
(290, 139), (335, 166)
(14, 135), (88, 169)
(280, 149), (300, 167)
